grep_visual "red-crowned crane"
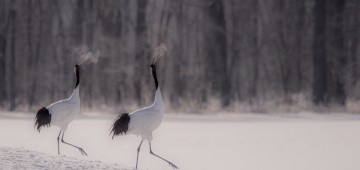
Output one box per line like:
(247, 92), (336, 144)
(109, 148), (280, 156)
(111, 44), (177, 169)
(35, 64), (87, 156)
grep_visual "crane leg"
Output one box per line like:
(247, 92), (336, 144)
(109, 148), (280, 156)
(57, 130), (62, 155)
(148, 142), (178, 169)
(60, 132), (88, 156)
(136, 140), (143, 169)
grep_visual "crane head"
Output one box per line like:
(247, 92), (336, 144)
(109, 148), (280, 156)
(74, 64), (80, 74)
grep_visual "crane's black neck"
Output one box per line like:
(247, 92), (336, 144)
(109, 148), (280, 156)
(150, 64), (158, 90)
(75, 65), (80, 89)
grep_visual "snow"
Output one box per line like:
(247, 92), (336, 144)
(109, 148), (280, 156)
(1, 112), (360, 170)
(0, 147), (125, 170)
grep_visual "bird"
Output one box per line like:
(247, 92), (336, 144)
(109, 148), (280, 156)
(35, 64), (88, 156)
(111, 44), (177, 169)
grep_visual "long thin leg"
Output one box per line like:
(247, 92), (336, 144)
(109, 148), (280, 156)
(149, 142), (178, 169)
(57, 130), (62, 155)
(61, 132), (88, 156)
(136, 140), (143, 169)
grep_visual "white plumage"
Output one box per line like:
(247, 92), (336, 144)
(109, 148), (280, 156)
(35, 65), (87, 156)
(47, 87), (80, 131)
(127, 89), (164, 141)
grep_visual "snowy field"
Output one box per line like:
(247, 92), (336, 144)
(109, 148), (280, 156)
(1, 112), (360, 170)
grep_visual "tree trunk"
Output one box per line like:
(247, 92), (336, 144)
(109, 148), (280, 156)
(250, 0), (260, 102)
(333, 0), (346, 105)
(0, 35), (5, 104)
(206, 0), (229, 106)
(28, 1), (43, 106)
(312, 0), (327, 105)
(8, 9), (16, 110)
(134, 0), (148, 106)
(350, 1), (359, 86)
(0, 2), (7, 105)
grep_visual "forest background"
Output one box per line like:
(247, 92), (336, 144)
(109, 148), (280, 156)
(0, 0), (359, 113)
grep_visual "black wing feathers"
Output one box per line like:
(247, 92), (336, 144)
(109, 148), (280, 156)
(35, 107), (51, 132)
(111, 113), (130, 139)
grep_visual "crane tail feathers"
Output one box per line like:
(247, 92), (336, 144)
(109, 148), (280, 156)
(35, 107), (51, 132)
(111, 113), (130, 138)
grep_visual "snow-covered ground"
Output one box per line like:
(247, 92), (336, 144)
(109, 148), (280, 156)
(0, 147), (125, 169)
(1, 112), (360, 170)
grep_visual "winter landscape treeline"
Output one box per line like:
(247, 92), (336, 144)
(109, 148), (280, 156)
(0, 0), (359, 113)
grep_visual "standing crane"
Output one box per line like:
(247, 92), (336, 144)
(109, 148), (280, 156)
(111, 44), (177, 169)
(35, 64), (87, 156)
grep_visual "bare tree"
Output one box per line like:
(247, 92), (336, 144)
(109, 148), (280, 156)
(312, 0), (327, 105)
(204, 0), (229, 106)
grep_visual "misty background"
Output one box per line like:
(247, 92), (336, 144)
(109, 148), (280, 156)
(0, 0), (359, 113)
